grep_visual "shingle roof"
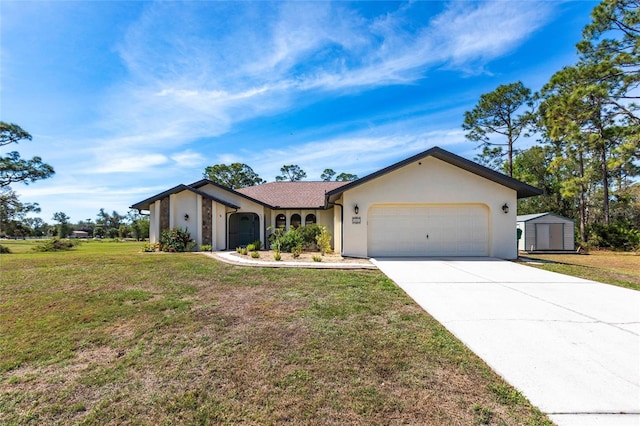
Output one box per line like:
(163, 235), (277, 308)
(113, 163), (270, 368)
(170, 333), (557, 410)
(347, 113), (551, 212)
(237, 181), (348, 209)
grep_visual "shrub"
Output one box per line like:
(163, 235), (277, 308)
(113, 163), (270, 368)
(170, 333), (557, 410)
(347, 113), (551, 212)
(246, 243), (256, 252)
(252, 240), (262, 250)
(588, 223), (640, 251)
(32, 238), (79, 252)
(269, 225), (328, 253)
(316, 225), (332, 255)
(274, 251), (282, 261)
(159, 227), (194, 252)
(291, 245), (302, 258)
(251, 251), (260, 259)
(142, 242), (159, 252)
(240, 247), (248, 255)
(282, 231), (304, 253)
(236, 246), (242, 253)
(0, 244), (11, 254)
(312, 255), (322, 262)
(296, 224), (322, 249)
(200, 244), (212, 252)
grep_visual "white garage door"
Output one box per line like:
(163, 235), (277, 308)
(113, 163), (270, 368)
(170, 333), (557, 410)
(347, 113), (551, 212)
(367, 204), (489, 257)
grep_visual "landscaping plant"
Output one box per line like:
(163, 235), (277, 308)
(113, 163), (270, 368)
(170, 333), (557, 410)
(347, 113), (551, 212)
(159, 227), (195, 252)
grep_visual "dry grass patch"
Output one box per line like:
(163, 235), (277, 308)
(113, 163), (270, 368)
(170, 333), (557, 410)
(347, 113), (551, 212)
(1, 241), (551, 425)
(521, 250), (640, 290)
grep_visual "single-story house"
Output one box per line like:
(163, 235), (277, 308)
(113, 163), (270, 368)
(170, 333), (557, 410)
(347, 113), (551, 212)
(517, 213), (575, 252)
(131, 146), (541, 259)
(70, 230), (89, 239)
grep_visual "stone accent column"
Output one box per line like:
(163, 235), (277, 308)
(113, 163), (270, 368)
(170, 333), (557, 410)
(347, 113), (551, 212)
(160, 197), (170, 232)
(201, 199), (213, 246)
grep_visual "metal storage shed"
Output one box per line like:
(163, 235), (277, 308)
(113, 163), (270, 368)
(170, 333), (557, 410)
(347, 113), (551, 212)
(517, 213), (575, 252)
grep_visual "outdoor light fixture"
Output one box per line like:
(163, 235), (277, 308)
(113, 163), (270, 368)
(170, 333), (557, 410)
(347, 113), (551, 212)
(184, 213), (189, 221)
(502, 203), (509, 214)
(354, 204), (359, 215)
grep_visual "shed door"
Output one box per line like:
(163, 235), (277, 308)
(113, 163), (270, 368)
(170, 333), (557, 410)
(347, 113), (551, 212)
(367, 204), (489, 257)
(536, 223), (564, 250)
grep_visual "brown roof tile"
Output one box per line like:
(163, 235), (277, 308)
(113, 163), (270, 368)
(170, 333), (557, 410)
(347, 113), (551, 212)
(237, 181), (348, 208)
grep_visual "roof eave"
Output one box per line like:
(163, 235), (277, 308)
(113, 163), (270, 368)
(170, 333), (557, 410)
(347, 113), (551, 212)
(130, 183), (241, 211)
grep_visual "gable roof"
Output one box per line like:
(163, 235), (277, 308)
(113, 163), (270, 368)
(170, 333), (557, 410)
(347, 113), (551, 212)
(189, 179), (274, 209)
(326, 146), (542, 204)
(130, 184), (240, 211)
(517, 212), (573, 222)
(237, 181), (348, 209)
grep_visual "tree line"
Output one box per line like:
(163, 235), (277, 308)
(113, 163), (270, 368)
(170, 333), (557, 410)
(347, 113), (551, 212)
(1, 207), (150, 240)
(203, 163), (358, 189)
(463, 0), (639, 249)
(0, 122), (149, 240)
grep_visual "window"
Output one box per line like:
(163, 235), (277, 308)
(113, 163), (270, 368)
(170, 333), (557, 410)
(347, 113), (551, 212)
(305, 214), (316, 225)
(275, 214), (286, 229)
(291, 214), (301, 229)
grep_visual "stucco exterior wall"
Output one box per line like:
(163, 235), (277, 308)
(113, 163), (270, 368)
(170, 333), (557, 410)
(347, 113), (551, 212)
(174, 191), (200, 243)
(339, 156), (518, 259)
(149, 202), (159, 243)
(214, 202), (226, 249)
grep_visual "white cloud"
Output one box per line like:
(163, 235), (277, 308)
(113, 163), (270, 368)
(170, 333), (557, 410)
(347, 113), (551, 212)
(171, 150), (205, 167)
(429, 1), (552, 71)
(88, 153), (169, 174)
(92, 0), (554, 155)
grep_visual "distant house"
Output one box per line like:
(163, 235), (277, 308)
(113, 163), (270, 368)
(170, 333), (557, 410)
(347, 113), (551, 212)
(517, 213), (575, 252)
(131, 147), (541, 259)
(70, 230), (89, 239)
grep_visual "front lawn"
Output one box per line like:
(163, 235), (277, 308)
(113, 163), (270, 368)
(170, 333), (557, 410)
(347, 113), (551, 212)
(520, 250), (640, 291)
(1, 241), (550, 424)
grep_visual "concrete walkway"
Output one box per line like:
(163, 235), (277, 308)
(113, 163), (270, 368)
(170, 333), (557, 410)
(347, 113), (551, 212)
(203, 251), (376, 270)
(372, 257), (640, 426)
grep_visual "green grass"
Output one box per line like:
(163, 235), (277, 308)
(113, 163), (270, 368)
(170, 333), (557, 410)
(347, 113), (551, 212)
(1, 241), (551, 425)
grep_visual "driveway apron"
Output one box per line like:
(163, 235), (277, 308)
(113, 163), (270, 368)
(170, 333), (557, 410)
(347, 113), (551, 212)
(372, 257), (640, 426)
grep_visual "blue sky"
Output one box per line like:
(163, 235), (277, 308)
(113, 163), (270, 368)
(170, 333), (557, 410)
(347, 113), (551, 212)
(1, 0), (597, 223)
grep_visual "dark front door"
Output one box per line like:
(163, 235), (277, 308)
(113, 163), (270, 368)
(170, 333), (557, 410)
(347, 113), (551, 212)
(229, 213), (260, 248)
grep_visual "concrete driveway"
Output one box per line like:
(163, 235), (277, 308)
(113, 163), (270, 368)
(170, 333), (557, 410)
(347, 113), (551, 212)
(372, 257), (640, 426)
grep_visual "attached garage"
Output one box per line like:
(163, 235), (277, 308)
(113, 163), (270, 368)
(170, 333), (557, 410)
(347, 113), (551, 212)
(325, 147), (542, 260)
(367, 204), (489, 257)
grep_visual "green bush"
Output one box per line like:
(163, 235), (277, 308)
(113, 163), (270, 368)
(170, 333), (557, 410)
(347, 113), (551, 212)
(291, 245), (302, 258)
(312, 255), (322, 262)
(296, 224), (322, 249)
(200, 244), (212, 252)
(315, 225), (332, 255)
(273, 251), (282, 261)
(252, 240), (262, 250)
(588, 223), (640, 251)
(250, 251), (260, 259)
(0, 244), (11, 254)
(246, 244), (256, 252)
(32, 238), (79, 252)
(159, 227), (195, 252)
(268, 224), (332, 254)
(240, 247), (248, 255)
